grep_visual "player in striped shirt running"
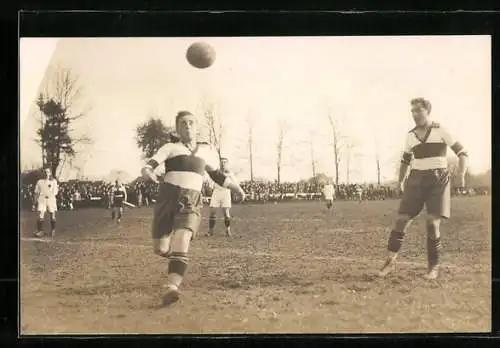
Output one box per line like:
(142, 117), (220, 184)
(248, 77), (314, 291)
(378, 98), (469, 280)
(141, 111), (246, 305)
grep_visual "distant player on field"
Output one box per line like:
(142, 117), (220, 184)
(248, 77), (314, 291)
(141, 111), (246, 305)
(208, 157), (236, 237)
(322, 181), (335, 210)
(355, 184), (363, 203)
(34, 167), (59, 238)
(378, 98), (468, 280)
(110, 180), (127, 224)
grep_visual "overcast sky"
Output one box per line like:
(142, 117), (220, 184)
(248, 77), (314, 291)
(20, 36), (491, 183)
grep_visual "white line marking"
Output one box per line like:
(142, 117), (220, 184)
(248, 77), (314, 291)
(20, 237), (486, 271)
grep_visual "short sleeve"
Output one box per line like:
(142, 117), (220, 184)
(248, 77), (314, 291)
(146, 143), (172, 169)
(440, 126), (456, 147)
(440, 126), (467, 156)
(401, 133), (414, 165)
(204, 146), (220, 171)
(403, 133), (413, 154)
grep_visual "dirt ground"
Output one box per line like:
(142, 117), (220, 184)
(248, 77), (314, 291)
(20, 196), (491, 334)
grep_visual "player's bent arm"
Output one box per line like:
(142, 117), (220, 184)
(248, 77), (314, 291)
(399, 153), (412, 183)
(457, 153), (469, 179)
(141, 143), (172, 183)
(440, 125), (469, 179)
(141, 166), (159, 184)
(206, 169), (245, 197)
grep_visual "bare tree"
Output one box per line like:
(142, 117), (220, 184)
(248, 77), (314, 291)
(35, 65), (91, 178)
(308, 130), (317, 180)
(345, 141), (356, 185)
(246, 112), (256, 182)
(374, 134), (382, 186)
(202, 101), (224, 160)
(276, 118), (289, 185)
(326, 110), (344, 187)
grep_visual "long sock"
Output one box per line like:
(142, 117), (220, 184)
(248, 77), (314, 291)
(167, 253), (188, 288)
(427, 237), (442, 268)
(36, 219), (43, 232)
(50, 219), (56, 231)
(209, 215), (216, 230)
(224, 217), (231, 228)
(118, 211), (122, 220)
(387, 229), (405, 253)
(111, 211), (116, 220)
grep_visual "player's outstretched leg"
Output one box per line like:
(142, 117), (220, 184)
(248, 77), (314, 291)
(424, 215), (442, 280)
(378, 214), (412, 277)
(207, 208), (216, 236)
(163, 229), (192, 306)
(223, 208), (231, 237)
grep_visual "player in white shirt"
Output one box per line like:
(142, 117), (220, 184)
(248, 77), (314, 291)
(34, 167), (59, 238)
(322, 182), (335, 210)
(208, 157), (236, 237)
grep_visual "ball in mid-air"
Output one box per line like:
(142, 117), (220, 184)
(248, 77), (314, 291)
(186, 42), (216, 69)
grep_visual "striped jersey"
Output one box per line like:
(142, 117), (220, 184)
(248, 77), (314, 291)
(402, 122), (467, 170)
(146, 142), (220, 192)
(212, 170), (235, 194)
(112, 185), (127, 202)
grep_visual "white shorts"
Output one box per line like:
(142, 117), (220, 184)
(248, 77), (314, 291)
(37, 197), (58, 213)
(210, 190), (232, 208)
(324, 196), (334, 201)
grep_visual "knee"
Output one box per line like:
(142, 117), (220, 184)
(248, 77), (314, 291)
(426, 215), (441, 239)
(153, 239), (170, 258)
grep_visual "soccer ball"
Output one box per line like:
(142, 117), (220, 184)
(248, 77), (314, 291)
(186, 42), (216, 69)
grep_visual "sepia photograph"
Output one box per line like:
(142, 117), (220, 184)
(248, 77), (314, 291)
(19, 36), (491, 334)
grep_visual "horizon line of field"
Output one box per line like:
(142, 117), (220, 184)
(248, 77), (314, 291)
(20, 237), (490, 272)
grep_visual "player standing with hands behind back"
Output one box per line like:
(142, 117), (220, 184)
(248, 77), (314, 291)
(378, 98), (468, 280)
(34, 167), (59, 238)
(141, 111), (246, 305)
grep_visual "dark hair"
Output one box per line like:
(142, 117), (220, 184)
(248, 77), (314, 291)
(175, 111), (194, 125)
(410, 98), (432, 114)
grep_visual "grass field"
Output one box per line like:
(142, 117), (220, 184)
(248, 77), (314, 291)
(20, 196), (491, 334)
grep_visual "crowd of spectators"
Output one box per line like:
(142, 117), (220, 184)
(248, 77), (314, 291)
(20, 178), (490, 211)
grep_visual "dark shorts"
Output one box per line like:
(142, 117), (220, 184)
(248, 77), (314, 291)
(152, 182), (202, 239)
(399, 168), (451, 219)
(112, 200), (124, 208)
